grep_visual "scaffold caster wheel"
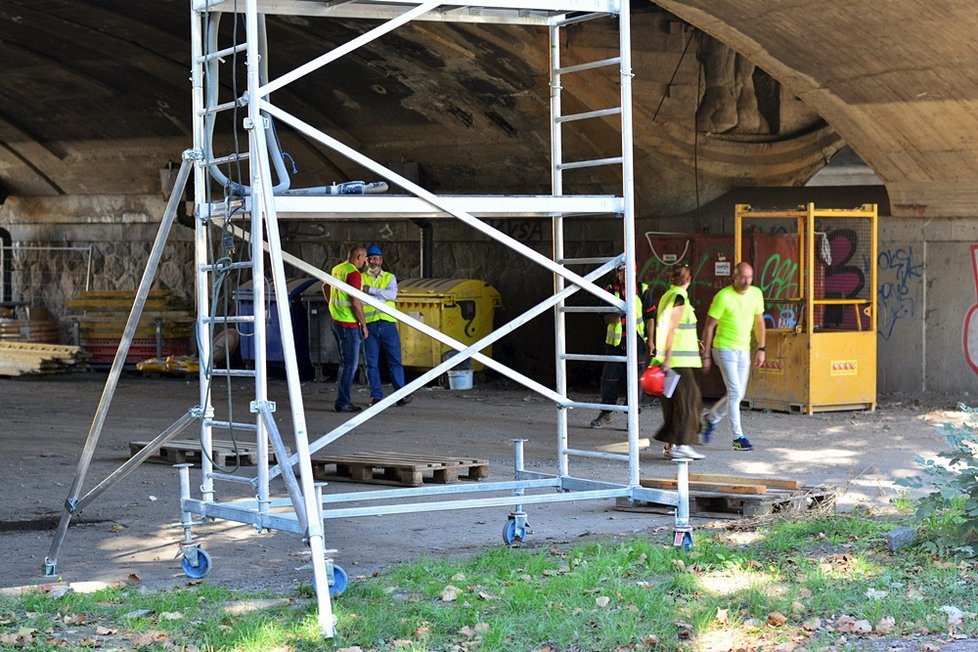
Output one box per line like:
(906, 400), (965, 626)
(675, 531), (693, 552)
(181, 548), (211, 579)
(502, 519), (527, 546)
(328, 564), (348, 597)
(312, 564), (350, 598)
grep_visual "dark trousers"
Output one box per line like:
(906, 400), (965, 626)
(598, 340), (647, 406)
(332, 321), (362, 409)
(363, 320), (406, 399)
(654, 367), (703, 446)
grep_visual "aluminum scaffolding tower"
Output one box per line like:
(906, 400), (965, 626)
(46, 0), (692, 638)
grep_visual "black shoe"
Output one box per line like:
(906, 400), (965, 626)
(334, 404), (362, 413)
(396, 395), (413, 407)
(369, 397), (382, 406)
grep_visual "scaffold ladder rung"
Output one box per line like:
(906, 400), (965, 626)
(201, 315), (254, 324)
(205, 152), (250, 166)
(209, 368), (257, 378)
(557, 156), (624, 170)
(556, 107), (621, 123)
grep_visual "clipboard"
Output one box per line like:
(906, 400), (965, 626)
(663, 368), (681, 398)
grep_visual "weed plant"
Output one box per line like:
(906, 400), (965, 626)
(898, 403), (978, 556)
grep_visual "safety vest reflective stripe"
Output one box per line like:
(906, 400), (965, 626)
(605, 283), (648, 347)
(363, 271), (397, 323)
(655, 286), (701, 368)
(329, 261), (358, 324)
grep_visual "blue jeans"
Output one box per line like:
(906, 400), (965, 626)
(707, 347), (751, 438)
(363, 320), (406, 399)
(332, 322), (362, 409)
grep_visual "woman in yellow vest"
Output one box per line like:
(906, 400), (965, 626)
(653, 265), (705, 460)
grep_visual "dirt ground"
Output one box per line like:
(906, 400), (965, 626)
(0, 373), (969, 597)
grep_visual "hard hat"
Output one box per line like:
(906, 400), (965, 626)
(366, 244), (383, 257)
(641, 364), (665, 396)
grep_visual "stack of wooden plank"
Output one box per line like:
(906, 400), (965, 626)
(64, 290), (194, 364)
(0, 306), (61, 344)
(0, 342), (91, 376)
(617, 472), (835, 519)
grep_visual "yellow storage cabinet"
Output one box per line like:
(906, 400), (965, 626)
(396, 278), (502, 372)
(737, 202), (878, 414)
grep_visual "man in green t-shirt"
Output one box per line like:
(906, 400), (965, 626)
(700, 262), (766, 451)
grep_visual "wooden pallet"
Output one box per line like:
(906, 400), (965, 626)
(310, 451), (490, 487)
(617, 473), (835, 519)
(129, 439), (272, 466)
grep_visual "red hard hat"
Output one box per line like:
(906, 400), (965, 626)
(641, 364), (665, 396)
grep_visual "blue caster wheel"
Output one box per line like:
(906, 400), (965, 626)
(316, 564), (348, 597)
(502, 519), (527, 545)
(680, 531), (693, 552)
(181, 547), (211, 579)
(329, 564), (348, 597)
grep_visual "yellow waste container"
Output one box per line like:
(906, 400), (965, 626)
(396, 278), (502, 372)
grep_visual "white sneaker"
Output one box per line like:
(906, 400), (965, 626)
(672, 445), (705, 460)
(661, 446), (675, 459)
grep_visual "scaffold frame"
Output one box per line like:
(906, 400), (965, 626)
(47, 0), (691, 638)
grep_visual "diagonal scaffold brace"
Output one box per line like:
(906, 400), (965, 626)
(45, 154), (195, 577)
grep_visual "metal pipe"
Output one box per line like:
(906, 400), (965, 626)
(245, 3), (333, 632)
(257, 404), (308, 529)
(618, 0), (641, 488)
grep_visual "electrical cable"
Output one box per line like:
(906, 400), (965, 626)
(650, 27), (695, 124)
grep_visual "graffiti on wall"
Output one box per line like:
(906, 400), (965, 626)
(639, 228), (908, 335)
(758, 254), (800, 328)
(484, 219), (544, 242)
(965, 245), (978, 375)
(877, 245), (924, 341)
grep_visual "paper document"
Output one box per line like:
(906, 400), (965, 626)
(662, 368), (681, 398)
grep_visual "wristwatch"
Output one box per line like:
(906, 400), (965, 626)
(757, 346), (766, 351)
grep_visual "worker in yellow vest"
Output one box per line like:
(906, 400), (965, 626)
(700, 262), (766, 452)
(362, 244), (412, 407)
(653, 264), (705, 460)
(590, 262), (657, 428)
(326, 244), (369, 413)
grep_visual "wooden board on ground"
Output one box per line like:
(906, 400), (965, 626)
(617, 474), (835, 519)
(687, 473), (802, 490)
(310, 451), (489, 487)
(640, 478), (767, 495)
(129, 439), (273, 466)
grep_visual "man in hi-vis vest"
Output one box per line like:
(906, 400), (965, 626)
(362, 244), (412, 407)
(327, 244), (369, 413)
(590, 263), (657, 429)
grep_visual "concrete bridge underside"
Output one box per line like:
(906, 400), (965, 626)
(1, 0), (975, 217)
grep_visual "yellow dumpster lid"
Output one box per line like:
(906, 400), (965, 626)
(398, 278), (500, 302)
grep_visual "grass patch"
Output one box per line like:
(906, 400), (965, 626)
(2, 510), (976, 650)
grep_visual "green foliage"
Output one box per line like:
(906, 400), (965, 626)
(2, 513), (977, 650)
(897, 403), (978, 556)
